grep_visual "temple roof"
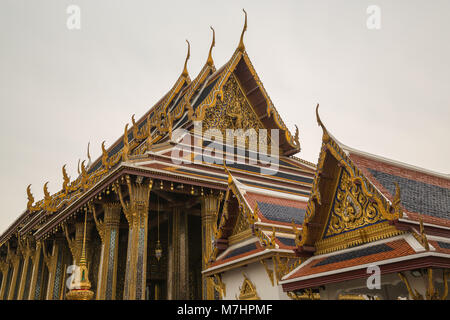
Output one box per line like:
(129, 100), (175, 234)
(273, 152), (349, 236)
(0, 13), (312, 247)
(280, 106), (450, 292)
(281, 234), (450, 290)
(344, 147), (450, 227)
(202, 167), (306, 276)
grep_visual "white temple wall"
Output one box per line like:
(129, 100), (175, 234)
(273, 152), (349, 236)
(221, 260), (290, 300)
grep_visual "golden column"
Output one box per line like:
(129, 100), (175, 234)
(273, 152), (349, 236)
(167, 206), (189, 299)
(43, 236), (65, 300)
(114, 176), (152, 300)
(27, 241), (42, 300)
(6, 243), (22, 300)
(63, 218), (93, 266)
(16, 237), (35, 300)
(0, 256), (10, 299)
(201, 194), (220, 300)
(93, 202), (122, 300)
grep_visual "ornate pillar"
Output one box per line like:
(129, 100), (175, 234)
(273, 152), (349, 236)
(94, 202), (122, 300)
(6, 244), (22, 300)
(64, 219), (93, 266)
(114, 176), (152, 300)
(201, 194), (220, 300)
(167, 206), (189, 299)
(0, 257), (10, 300)
(43, 237), (65, 300)
(28, 241), (43, 300)
(17, 238), (35, 300)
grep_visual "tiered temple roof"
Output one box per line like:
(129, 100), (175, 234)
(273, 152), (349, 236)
(280, 105), (450, 293)
(0, 11), (311, 281)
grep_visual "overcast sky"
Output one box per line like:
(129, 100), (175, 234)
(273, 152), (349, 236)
(0, 0), (449, 234)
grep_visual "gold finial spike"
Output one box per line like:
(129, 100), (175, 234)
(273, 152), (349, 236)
(77, 159), (81, 175)
(43, 182), (51, 200)
(315, 103), (327, 132)
(26, 184), (35, 210)
(80, 160), (87, 176)
(238, 9), (247, 52)
(87, 142), (91, 166)
(182, 39), (190, 78)
(294, 125), (300, 146)
(123, 123), (130, 161)
(62, 164), (70, 191)
(101, 140), (109, 169)
(207, 26), (215, 66)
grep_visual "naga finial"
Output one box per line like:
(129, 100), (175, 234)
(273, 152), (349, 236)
(207, 26), (215, 66)
(43, 182), (51, 201)
(131, 114), (139, 139)
(122, 123), (130, 162)
(87, 142), (92, 167)
(294, 125), (300, 146)
(26, 184), (35, 211)
(80, 160), (87, 177)
(182, 39), (190, 78)
(101, 141), (109, 169)
(62, 164), (70, 192)
(390, 182), (403, 219)
(77, 159), (81, 175)
(315, 103), (326, 132)
(238, 9), (247, 52)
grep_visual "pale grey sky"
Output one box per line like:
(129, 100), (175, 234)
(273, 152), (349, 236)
(0, 0), (449, 234)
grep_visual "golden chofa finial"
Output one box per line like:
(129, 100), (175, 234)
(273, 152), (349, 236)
(62, 164), (70, 192)
(26, 184), (35, 211)
(237, 9), (247, 52)
(207, 26), (215, 66)
(182, 39), (190, 78)
(87, 142), (92, 167)
(315, 103), (326, 132)
(122, 123), (130, 162)
(43, 182), (51, 201)
(101, 141), (110, 170)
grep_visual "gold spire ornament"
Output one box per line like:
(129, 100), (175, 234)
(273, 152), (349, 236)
(101, 141), (110, 170)
(87, 142), (92, 167)
(122, 123), (130, 162)
(43, 182), (51, 202)
(237, 9), (247, 52)
(294, 125), (300, 147)
(182, 40), (190, 78)
(26, 184), (37, 212)
(62, 164), (70, 194)
(207, 26), (215, 66)
(315, 103), (326, 132)
(66, 211), (94, 300)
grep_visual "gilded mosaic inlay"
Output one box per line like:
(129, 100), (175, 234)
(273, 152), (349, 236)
(324, 168), (386, 238)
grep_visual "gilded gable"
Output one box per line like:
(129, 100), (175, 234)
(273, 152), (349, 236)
(202, 73), (265, 134)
